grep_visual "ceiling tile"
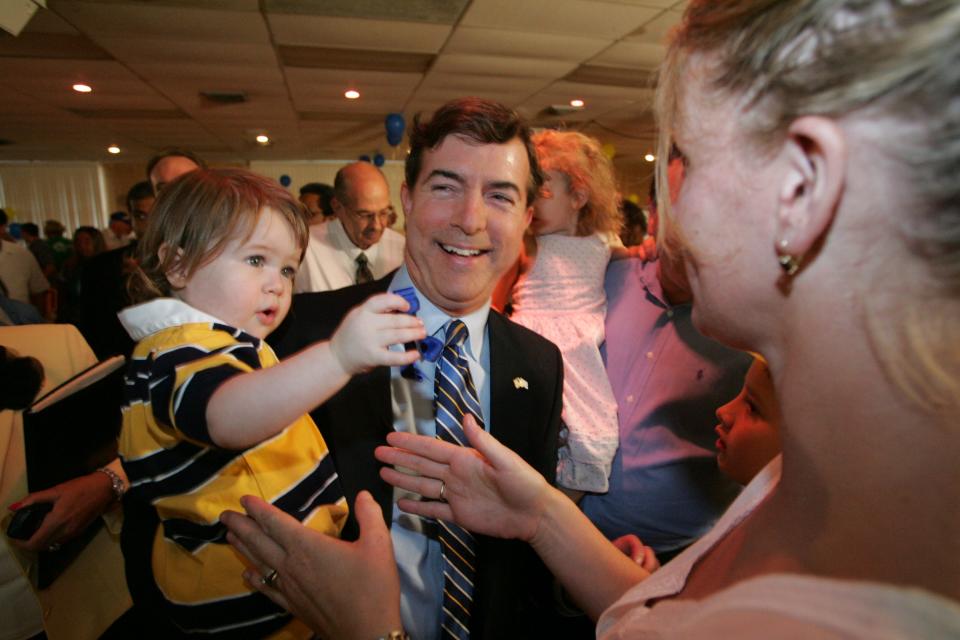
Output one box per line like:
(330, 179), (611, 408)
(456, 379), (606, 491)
(53, 1), (269, 43)
(590, 41), (665, 69)
(444, 27), (607, 61)
(267, 14), (451, 53)
(431, 53), (577, 79)
(460, 0), (660, 39)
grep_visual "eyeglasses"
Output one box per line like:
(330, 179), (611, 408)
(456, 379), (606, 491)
(345, 205), (394, 225)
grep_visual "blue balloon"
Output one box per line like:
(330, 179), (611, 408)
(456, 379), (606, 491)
(359, 154), (371, 163)
(279, 174), (291, 187)
(7, 223), (21, 240)
(385, 113), (405, 147)
(373, 153), (385, 167)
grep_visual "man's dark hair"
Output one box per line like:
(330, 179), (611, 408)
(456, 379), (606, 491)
(300, 182), (335, 216)
(621, 200), (647, 236)
(20, 222), (39, 238)
(0, 209), (7, 226)
(145, 148), (207, 182)
(126, 180), (155, 212)
(405, 97), (544, 206)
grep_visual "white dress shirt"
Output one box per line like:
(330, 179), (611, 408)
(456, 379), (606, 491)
(294, 219), (405, 293)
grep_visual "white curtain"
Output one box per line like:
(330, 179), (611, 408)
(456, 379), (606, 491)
(0, 163), (107, 235)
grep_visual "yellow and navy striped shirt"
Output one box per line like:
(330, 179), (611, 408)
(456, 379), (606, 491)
(118, 299), (348, 638)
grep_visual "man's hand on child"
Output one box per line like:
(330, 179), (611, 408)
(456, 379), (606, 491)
(330, 293), (426, 376)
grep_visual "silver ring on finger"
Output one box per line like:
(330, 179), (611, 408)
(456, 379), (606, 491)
(438, 480), (447, 502)
(261, 568), (279, 588)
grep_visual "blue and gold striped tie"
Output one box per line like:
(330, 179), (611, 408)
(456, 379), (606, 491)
(434, 320), (481, 639)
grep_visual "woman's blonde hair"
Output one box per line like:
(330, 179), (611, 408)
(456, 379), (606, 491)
(129, 168), (308, 303)
(656, 0), (960, 288)
(655, 0), (960, 410)
(533, 130), (622, 236)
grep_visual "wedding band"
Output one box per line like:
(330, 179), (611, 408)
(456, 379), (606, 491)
(438, 480), (447, 502)
(47, 542), (61, 552)
(261, 569), (279, 588)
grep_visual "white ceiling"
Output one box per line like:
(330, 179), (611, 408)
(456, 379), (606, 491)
(0, 0), (684, 164)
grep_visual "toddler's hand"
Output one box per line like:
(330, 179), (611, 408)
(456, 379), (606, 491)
(330, 293), (426, 376)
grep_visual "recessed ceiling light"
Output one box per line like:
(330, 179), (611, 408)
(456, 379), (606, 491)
(570, 99), (585, 108)
(344, 89), (360, 100)
(644, 153), (656, 162)
(255, 134), (270, 144)
(107, 145), (120, 154)
(73, 83), (92, 93)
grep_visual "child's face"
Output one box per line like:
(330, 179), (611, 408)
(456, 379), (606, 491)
(532, 170), (583, 236)
(172, 207), (300, 339)
(715, 360), (781, 485)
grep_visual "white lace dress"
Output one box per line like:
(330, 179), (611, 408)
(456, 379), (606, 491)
(511, 232), (619, 492)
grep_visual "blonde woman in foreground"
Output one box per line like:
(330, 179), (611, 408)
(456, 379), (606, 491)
(222, 1), (960, 637)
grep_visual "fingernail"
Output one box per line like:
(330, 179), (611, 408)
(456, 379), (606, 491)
(8, 501), (22, 511)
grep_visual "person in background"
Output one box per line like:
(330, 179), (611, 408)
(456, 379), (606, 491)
(294, 162), (405, 293)
(102, 212), (133, 251)
(59, 226), (105, 324)
(146, 148), (205, 194)
(507, 130), (648, 500)
(299, 182), (335, 225)
(43, 220), (72, 273)
(1, 324), (133, 640)
(20, 223), (57, 281)
(714, 357), (781, 487)
(0, 210), (52, 319)
(618, 200), (646, 248)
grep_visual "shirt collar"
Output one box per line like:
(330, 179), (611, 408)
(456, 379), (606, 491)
(118, 298), (232, 341)
(389, 265), (489, 363)
(329, 217), (381, 262)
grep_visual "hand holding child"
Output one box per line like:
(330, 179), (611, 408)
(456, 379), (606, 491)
(330, 293), (426, 376)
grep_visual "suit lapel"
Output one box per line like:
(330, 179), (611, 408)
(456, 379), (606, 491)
(487, 312), (527, 455)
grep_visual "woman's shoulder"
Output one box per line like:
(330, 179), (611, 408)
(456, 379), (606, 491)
(600, 574), (960, 639)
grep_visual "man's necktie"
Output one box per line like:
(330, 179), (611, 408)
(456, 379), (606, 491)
(434, 320), (482, 639)
(355, 252), (374, 284)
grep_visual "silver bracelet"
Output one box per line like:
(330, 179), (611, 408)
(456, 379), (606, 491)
(96, 466), (126, 502)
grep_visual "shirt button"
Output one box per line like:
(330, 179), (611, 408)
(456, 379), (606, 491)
(666, 309), (674, 318)
(646, 351), (654, 359)
(626, 394), (635, 403)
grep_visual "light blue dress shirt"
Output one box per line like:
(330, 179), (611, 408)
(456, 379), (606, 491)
(387, 266), (491, 640)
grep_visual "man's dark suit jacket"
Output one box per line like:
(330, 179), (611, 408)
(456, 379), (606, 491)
(269, 276), (566, 639)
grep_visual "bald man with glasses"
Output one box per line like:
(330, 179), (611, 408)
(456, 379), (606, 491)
(294, 162), (405, 292)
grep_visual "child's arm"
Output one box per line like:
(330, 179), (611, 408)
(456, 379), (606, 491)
(206, 293), (425, 449)
(610, 243), (655, 262)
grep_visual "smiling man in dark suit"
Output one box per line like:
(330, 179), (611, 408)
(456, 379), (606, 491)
(261, 97), (564, 640)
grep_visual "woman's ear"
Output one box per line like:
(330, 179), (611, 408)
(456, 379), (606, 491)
(159, 243), (187, 289)
(775, 116), (847, 259)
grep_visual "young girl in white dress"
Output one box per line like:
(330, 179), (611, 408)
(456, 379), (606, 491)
(509, 130), (647, 498)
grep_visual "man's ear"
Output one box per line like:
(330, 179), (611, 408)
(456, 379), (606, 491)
(400, 183), (413, 218)
(159, 244), (187, 289)
(775, 116), (847, 258)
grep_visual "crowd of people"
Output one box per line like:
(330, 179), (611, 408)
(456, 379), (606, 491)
(2, 0), (958, 638)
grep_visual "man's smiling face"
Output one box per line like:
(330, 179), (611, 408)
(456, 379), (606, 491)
(401, 134), (533, 316)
